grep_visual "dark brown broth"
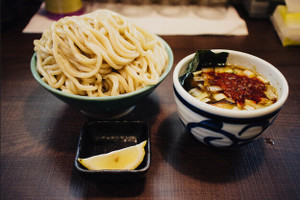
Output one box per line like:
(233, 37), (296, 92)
(187, 65), (278, 110)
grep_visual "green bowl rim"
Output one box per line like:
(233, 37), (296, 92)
(31, 36), (174, 101)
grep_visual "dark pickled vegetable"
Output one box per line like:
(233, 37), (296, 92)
(179, 50), (229, 89)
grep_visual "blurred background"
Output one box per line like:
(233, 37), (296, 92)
(1, 0), (286, 33)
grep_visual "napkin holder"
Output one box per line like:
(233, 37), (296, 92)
(271, 5), (300, 46)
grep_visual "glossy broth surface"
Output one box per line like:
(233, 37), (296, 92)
(187, 65), (278, 110)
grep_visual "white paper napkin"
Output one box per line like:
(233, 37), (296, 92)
(23, 2), (248, 36)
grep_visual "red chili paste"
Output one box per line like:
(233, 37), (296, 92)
(206, 72), (266, 105)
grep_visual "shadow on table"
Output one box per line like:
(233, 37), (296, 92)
(156, 112), (266, 183)
(69, 170), (146, 198)
(22, 90), (87, 153)
(23, 88), (160, 198)
(23, 88), (160, 153)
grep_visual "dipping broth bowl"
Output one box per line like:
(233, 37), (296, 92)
(31, 38), (173, 119)
(173, 50), (289, 148)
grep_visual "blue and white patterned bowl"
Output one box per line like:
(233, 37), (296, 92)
(173, 50), (289, 148)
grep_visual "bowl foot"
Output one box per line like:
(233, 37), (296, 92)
(80, 106), (135, 119)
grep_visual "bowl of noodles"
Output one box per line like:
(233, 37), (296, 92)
(31, 10), (173, 119)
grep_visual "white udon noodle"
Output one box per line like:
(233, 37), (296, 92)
(33, 10), (168, 97)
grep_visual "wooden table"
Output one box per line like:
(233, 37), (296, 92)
(1, 5), (300, 200)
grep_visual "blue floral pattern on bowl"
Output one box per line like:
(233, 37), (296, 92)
(174, 86), (279, 148)
(186, 118), (275, 148)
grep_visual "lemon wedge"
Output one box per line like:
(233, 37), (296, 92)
(78, 140), (147, 170)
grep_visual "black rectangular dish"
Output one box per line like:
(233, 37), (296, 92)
(75, 120), (150, 183)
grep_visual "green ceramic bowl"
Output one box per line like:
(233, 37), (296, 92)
(31, 38), (173, 119)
